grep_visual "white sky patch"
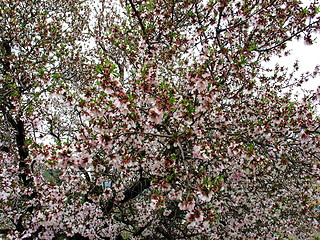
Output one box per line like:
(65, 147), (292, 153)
(267, 0), (320, 92)
(269, 38), (320, 91)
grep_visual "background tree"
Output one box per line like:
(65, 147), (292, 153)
(1, 0), (320, 239)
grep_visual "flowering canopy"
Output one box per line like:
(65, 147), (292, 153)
(0, 0), (320, 239)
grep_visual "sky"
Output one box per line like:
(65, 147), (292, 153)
(271, 0), (320, 92)
(268, 37), (320, 92)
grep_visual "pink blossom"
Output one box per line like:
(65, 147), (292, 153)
(197, 188), (214, 202)
(178, 199), (195, 211)
(186, 210), (204, 227)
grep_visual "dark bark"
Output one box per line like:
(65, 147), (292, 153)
(101, 177), (151, 215)
(0, 229), (9, 235)
(1, 39), (36, 237)
(0, 40), (11, 73)
(121, 177), (151, 203)
(0, 145), (9, 152)
(14, 118), (32, 187)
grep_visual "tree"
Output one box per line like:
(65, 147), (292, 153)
(1, 0), (320, 239)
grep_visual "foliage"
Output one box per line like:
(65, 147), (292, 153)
(1, 0), (320, 239)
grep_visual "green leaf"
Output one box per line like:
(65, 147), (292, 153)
(95, 64), (104, 74)
(53, 73), (60, 79)
(37, 68), (45, 77)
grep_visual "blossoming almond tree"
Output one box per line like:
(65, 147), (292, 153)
(1, 0), (320, 239)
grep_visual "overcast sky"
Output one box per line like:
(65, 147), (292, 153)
(268, 37), (320, 92)
(273, 0), (320, 92)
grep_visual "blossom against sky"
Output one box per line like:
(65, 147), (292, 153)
(266, 37), (320, 94)
(284, 39), (319, 90)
